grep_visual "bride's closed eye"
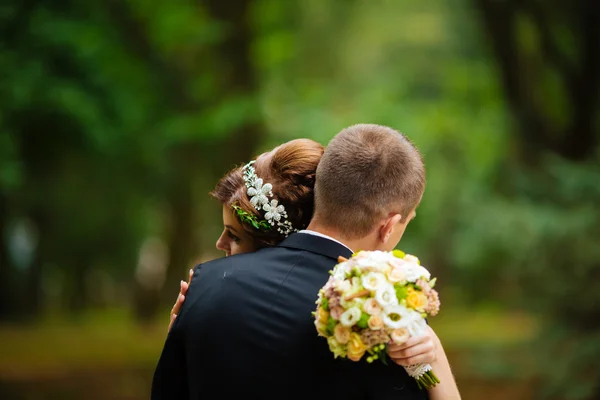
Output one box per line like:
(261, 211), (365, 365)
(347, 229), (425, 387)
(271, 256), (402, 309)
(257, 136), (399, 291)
(226, 229), (241, 243)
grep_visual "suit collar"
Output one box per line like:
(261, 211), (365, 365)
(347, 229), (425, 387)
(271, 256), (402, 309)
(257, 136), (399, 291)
(277, 232), (353, 261)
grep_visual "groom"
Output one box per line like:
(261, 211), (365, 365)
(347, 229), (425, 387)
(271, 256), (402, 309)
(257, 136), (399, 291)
(152, 124), (459, 399)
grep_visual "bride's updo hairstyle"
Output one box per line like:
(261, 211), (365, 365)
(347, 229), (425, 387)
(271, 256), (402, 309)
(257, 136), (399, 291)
(210, 138), (324, 248)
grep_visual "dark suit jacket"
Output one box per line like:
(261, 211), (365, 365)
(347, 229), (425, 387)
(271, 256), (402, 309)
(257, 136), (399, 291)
(152, 233), (428, 400)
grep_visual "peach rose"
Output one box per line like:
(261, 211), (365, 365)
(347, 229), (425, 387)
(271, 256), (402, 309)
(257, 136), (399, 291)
(334, 324), (351, 344)
(388, 267), (406, 283)
(390, 328), (410, 344)
(363, 298), (382, 316)
(367, 315), (384, 330)
(330, 306), (344, 320)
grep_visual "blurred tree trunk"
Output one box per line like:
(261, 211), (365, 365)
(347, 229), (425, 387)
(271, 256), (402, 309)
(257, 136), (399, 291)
(108, 0), (263, 314)
(21, 211), (47, 318)
(475, 0), (599, 163)
(0, 193), (13, 320)
(162, 0), (265, 302)
(162, 146), (199, 304)
(205, 0), (263, 166)
(476, 1), (600, 397)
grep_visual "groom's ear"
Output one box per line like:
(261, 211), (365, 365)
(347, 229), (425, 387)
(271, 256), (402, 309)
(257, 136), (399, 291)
(379, 213), (403, 243)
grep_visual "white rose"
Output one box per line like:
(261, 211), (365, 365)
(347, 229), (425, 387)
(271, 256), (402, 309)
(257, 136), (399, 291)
(402, 264), (431, 283)
(340, 307), (362, 327)
(361, 272), (386, 291)
(406, 314), (428, 337)
(375, 283), (398, 308)
(382, 304), (412, 329)
(334, 279), (352, 294)
(333, 263), (350, 281)
(403, 254), (420, 264)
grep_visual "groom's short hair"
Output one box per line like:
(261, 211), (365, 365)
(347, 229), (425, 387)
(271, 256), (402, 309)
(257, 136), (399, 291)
(314, 124), (425, 238)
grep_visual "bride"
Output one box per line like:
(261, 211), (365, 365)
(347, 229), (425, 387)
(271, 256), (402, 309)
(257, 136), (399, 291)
(165, 137), (460, 399)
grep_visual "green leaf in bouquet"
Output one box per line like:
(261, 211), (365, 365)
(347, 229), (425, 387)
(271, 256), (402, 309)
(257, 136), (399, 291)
(428, 277), (437, 288)
(356, 312), (370, 329)
(326, 316), (336, 335)
(379, 346), (389, 366)
(392, 249), (406, 259)
(321, 297), (329, 311)
(394, 284), (408, 301)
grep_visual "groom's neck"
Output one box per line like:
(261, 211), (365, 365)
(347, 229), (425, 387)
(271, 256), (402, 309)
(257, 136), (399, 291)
(305, 221), (376, 253)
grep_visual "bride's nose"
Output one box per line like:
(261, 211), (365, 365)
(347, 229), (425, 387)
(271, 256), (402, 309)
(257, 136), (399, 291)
(216, 231), (230, 253)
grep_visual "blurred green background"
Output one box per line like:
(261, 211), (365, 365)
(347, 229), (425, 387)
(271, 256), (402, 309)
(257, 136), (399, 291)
(0, 0), (598, 399)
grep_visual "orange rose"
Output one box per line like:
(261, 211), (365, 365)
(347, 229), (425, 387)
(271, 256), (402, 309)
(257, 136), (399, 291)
(317, 306), (329, 324)
(347, 332), (367, 361)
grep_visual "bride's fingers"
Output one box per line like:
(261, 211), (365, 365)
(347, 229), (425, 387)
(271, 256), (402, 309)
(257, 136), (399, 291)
(389, 336), (427, 352)
(170, 289), (185, 315)
(172, 293), (185, 315)
(167, 313), (177, 332)
(391, 352), (434, 367)
(181, 281), (189, 296)
(188, 269), (193, 284)
(388, 341), (435, 360)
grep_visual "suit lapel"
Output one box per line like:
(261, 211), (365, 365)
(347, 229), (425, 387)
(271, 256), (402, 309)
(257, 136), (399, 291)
(277, 233), (353, 261)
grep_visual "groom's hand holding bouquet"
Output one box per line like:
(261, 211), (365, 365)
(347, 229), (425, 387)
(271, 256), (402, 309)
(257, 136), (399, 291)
(314, 249), (441, 390)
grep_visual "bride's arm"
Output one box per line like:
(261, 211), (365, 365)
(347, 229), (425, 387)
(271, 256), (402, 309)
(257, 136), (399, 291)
(388, 326), (461, 399)
(426, 327), (461, 400)
(167, 269), (193, 333)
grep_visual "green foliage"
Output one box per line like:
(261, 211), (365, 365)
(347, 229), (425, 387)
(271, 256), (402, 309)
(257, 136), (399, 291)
(232, 205), (271, 231)
(356, 312), (370, 329)
(320, 297), (329, 311)
(394, 285), (408, 302)
(0, 0), (598, 397)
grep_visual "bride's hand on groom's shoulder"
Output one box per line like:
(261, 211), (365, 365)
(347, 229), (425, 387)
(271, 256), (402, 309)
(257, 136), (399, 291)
(387, 325), (439, 367)
(167, 269), (194, 333)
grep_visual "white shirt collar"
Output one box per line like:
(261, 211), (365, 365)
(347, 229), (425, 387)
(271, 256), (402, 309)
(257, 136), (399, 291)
(298, 230), (353, 253)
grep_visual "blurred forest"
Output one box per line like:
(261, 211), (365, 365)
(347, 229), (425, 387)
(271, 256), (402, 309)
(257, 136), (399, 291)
(0, 0), (598, 399)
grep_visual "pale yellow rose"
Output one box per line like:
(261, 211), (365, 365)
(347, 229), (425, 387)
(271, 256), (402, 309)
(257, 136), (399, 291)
(390, 328), (410, 344)
(367, 315), (384, 330)
(327, 336), (347, 358)
(315, 321), (328, 337)
(334, 324), (351, 344)
(317, 306), (329, 324)
(347, 332), (367, 361)
(405, 287), (428, 311)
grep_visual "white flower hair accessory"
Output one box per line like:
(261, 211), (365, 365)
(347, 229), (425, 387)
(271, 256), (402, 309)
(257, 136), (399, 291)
(242, 161), (298, 237)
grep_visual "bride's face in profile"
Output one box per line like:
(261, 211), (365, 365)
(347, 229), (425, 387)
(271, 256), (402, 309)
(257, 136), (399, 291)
(216, 205), (258, 256)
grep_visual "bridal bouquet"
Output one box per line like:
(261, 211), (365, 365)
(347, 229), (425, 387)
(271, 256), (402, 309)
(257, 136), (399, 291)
(314, 250), (441, 390)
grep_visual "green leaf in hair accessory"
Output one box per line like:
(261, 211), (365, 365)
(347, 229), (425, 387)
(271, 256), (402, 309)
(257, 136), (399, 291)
(232, 204), (272, 232)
